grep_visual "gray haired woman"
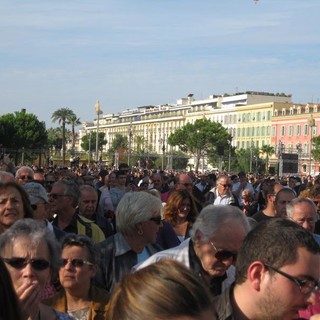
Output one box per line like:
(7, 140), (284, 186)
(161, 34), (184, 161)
(95, 191), (163, 293)
(0, 219), (73, 320)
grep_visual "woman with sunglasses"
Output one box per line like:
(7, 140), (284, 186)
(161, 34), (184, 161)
(95, 191), (163, 293)
(0, 181), (34, 234)
(157, 189), (198, 249)
(44, 234), (109, 320)
(0, 218), (73, 320)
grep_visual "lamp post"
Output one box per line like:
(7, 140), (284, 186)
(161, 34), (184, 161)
(278, 140), (284, 178)
(128, 122), (133, 166)
(95, 100), (103, 162)
(88, 131), (92, 166)
(308, 115), (316, 175)
(161, 134), (166, 171)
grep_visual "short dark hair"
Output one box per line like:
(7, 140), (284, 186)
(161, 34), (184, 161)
(61, 233), (98, 265)
(235, 219), (320, 284)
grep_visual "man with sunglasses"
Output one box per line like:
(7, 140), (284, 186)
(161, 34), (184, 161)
(135, 205), (250, 296)
(213, 218), (320, 320)
(15, 166), (34, 185)
(205, 175), (239, 207)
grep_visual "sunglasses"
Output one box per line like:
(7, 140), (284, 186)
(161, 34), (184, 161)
(3, 257), (50, 271)
(19, 175), (33, 180)
(59, 258), (93, 268)
(209, 241), (237, 261)
(149, 216), (163, 225)
(219, 183), (231, 188)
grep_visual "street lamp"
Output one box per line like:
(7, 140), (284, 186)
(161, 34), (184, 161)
(308, 115), (316, 175)
(95, 100), (103, 162)
(161, 134), (166, 171)
(128, 122), (133, 166)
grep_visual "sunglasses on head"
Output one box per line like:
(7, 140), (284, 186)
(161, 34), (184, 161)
(3, 257), (50, 271)
(209, 241), (237, 261)
(149, 216), (163, 225)
(59, 258), (93, 268)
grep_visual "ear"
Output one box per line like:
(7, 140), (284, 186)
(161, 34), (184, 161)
(135, 223), (143, 235)
(90, 265), (98, 278)
(194, 229), (205, 243)
(246, 261), (268, 292)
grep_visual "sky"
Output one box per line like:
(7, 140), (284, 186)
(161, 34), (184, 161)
(1, 0), (320, 128)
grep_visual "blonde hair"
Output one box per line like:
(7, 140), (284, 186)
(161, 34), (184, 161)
(106, 259), (214, 320)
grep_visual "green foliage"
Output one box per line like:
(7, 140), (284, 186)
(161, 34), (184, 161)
(0, 110), (48, 150)
(51, 107), (77, 164)
(312, 136), (320, 162)
(260, 144), (275, 173)
(168, 119), (231, 171)
(109, 134), (128, 153)
(81, 132), (107, 152)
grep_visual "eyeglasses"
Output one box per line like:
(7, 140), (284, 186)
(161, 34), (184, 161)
(19, 175), (33, 180)
(59, 258), (93, 268)
(3, 257), (50, 271)
(219, 183), (231, 188)
(264, 263), (319, 295)
(149, 216), (163, 225)
(209, 241), (237, 261)
(49, 194), (68, 200)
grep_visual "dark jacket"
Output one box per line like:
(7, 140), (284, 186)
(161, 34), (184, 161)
(95, 232), (161, 293)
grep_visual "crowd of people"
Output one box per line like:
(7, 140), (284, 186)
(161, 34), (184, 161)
(2, 161), (320, 319)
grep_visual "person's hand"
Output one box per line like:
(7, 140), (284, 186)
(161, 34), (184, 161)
(16, 281), (42, 319)
(310, 315), (320, 320)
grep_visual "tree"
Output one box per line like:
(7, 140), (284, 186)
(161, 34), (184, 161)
(67, 114), (81, 155)
(260, 144), (275, 173)
(0, 110), (48, 161)
(51, 108), (75, 165)
(81, 132), (107, 153)
(109, 134), (128, 153)
(168, 119), (231, 172)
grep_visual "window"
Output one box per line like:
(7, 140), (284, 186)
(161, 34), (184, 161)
(289, 125), (293, 136)
(261, 126), (265, 136)
(296, 125), (301, 136)
(304, 124), (308, 135)
(257, 112), (261, 121)
(281, 126), (286, 136)
(267, 111), (271, 120)
(257, 127), (260, 136)
(272, 126), (276, 137)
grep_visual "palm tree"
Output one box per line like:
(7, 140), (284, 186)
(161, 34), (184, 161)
(260, 144), (275, 173)
(67, 113), (81, 155)
(51, 108), (75, 165)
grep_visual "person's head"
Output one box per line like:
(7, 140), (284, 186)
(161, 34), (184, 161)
(0, 170), (14, 183)
(303, 184), (320, 213)
(235, 218), (320, 320)
(15, 166), (34, 185)
(289, 176), (297, 189)
(44, 173), (56, 192)
(59, 234), (98, 294)
(106, 259), (216, 320)
(0, 182), (33, 233)
(275, 188), (296, 218)
(49, 179), (80, 215)
(0, 258), (22, 320)
(175, 173), (193, 193)
(207, 173), (217, 187)
(33, 172), (45, 184)
(116, 192), (163, 245)
(238, 171), (247, 183)
(287, 198), (318, 233)
(0, 218), (60, 294)
(241, 189), (254, 204)
(216, 175), (231, 196)
(23, 181), (49, 221)
(78, 185), (98, 218)
(151, 173), (163, 191)
(189, 205), (250, 278)
(163, 190), (198, 225)
(116, 170), (127, 187)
